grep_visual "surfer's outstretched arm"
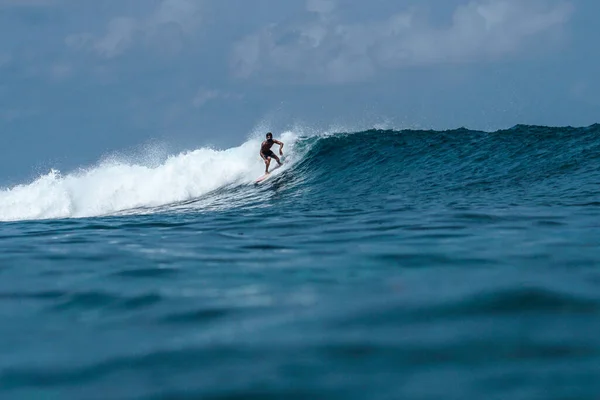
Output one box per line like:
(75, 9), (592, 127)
(274, 140), (284, 155)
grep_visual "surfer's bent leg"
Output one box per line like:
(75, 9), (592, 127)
(272, 154), (282, 166)
(264, 157), (271, 173)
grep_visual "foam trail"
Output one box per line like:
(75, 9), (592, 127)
(0, 132), (299, 222)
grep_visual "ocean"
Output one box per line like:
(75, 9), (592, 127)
(1, 125), (599, 399)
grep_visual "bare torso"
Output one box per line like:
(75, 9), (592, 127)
(261, 140), (274, 153)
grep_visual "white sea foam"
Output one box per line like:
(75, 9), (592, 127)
(0, 131), (300, 222)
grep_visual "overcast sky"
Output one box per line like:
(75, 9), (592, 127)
(0, 0), (598, 184)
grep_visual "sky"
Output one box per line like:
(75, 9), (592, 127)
(0, 0), (598, 185)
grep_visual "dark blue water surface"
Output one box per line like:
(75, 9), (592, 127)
(1, 126), (600, 399)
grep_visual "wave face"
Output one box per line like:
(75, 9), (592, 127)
(289, 124), (600, 209)
(3, 124), (598, 222)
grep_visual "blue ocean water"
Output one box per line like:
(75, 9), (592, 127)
(1, 125), (600, 399)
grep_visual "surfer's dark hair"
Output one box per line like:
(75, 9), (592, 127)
(266, 132), (273, 138)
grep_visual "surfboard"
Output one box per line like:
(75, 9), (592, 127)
(255, 173), (271, 183)
(255, 164), (281, 184)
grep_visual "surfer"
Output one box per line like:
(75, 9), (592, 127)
(260, 132), (284, 174)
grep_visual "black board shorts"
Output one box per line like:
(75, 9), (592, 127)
(262, 150), (275, 159)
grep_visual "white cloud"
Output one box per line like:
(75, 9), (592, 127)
(192, 89), (220, 108)
(375, 0), (573, 67)
(231, 0), (574, 84)
(230, 34), (262, 80)
(153, 0), (198, 32)
(306, 0), (336, 15)
(85, 17), (137, 58)
(192, 88), (243, 108)
(66, 0), (202, 58)
(50, 63), (72, 79)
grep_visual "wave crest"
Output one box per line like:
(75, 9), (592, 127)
(1, 124), (598, 222)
